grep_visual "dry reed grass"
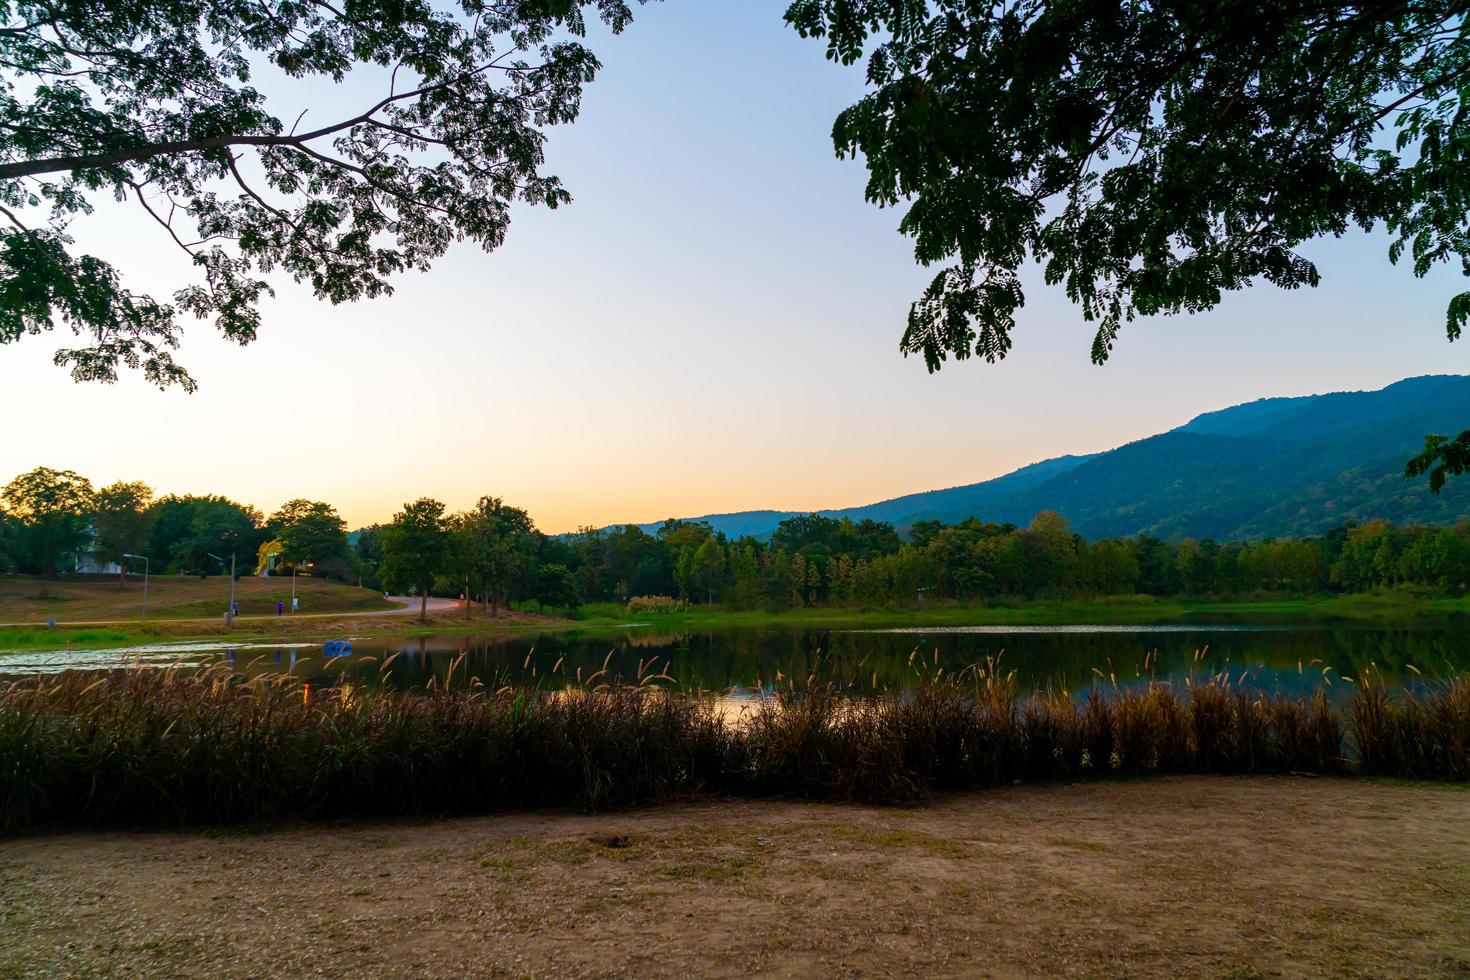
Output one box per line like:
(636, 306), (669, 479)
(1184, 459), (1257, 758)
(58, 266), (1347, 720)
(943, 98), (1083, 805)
(1, 653), (1465, 832)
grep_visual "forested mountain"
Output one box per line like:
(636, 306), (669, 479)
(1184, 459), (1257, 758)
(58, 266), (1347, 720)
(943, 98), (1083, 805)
(639, 376), (1470, 542)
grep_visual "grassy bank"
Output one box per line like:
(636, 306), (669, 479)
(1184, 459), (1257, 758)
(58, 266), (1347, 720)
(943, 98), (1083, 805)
(575, 592), (1470, 630)
(0, 573), (397, 625)
(2, 663), (1465, 833)
(0, 607), (568, 653)
(9, 591), (1470, 655)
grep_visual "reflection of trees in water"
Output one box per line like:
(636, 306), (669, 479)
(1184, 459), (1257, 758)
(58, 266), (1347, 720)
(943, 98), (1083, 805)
(226, 625), (1470, 695)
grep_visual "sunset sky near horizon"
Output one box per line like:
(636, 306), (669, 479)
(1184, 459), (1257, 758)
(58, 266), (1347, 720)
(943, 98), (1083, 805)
(3, 1), (1469, 534)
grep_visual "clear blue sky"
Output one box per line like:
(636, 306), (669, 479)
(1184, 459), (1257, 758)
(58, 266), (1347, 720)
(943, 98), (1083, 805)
(2, 1), (1467, 532)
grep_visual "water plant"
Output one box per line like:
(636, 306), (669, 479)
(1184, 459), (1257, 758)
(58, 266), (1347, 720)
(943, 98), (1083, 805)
(1, 659), (1466, 833)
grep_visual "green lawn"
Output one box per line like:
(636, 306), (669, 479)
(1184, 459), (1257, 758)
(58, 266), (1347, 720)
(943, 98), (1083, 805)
(571, 593), (1470, 631)
(7, 590), (1469, 656)
(0, 574), (396, 625)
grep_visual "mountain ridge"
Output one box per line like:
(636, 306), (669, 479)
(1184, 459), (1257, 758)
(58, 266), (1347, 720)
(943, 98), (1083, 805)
(606, 375), (1470, 542)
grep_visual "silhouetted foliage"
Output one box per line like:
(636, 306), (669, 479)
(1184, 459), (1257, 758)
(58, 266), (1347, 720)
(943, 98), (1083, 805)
(0, 0), (645, 388)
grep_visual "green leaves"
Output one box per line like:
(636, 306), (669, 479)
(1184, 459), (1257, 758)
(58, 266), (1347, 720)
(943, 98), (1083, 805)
(0, 0), (645, 389)
(379, 498), (451, 594)
(1407, 431), (1470, 493)
(1, 467), (95, 577)
(268, 500), (349, 567)
(789, 0), (1470, 366)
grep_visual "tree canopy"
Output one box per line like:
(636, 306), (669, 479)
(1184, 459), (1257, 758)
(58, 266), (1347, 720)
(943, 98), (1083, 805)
(0, 0), (641, 389)
(93, 480), (154, 583)
(267, 498), (348, 570)
(0, 466), (94, 576)
(379, 496), (450, 618)
(786, 0), (1470, 368)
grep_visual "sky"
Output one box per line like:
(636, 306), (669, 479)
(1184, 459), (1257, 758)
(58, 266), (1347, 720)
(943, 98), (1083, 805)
(2, 1), (1469, 533)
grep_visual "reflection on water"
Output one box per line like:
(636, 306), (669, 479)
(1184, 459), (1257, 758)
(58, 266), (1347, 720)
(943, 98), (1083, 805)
(0, 641), (321, 675)
(852, 624), (1306, 634)
(3, 622), (1468, 694)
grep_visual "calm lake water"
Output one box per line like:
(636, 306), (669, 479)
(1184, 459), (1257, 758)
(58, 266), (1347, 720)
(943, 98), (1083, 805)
(3, 622), (1468, 694)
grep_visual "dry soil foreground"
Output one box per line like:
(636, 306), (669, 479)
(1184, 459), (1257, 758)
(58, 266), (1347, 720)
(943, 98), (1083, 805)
(2, 776), (1467, 979)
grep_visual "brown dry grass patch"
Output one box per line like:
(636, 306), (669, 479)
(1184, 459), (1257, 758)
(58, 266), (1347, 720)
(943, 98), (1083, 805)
(1, 777), (1466, 978)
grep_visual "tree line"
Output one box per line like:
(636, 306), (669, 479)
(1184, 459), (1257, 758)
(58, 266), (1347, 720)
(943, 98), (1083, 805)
(0, 468), (578, 613)
(563, 511), (1470, 607)
(6, 466), (1470, 611)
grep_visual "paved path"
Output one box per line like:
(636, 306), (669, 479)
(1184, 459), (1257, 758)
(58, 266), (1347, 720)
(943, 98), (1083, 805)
(0, 595), (462, 629)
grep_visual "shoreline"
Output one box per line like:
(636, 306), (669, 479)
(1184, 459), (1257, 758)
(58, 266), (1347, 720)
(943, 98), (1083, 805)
(5, 592), (1470, 654)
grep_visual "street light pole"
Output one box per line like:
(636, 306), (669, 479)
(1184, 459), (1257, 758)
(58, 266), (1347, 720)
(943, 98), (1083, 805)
(123, 553), (149, 621)
(206, 552), (237, 619)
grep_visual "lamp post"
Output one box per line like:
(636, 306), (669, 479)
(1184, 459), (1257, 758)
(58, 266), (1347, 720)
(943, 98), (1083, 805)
(207, 552), (236, 618)
(122, 553), (149, 620)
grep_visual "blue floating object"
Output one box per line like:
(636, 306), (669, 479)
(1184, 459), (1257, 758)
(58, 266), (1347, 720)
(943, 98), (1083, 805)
(323, 640), (352, 658)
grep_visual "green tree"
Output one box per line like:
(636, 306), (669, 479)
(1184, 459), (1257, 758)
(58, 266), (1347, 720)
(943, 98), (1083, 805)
(1025, 510), (1079, 594)
(93, 481), (154, 586)
(267, 499), (348, 572)
(379, 498), (450, 620)
(1082, 538), (1140, 595)
(1408, 431), (1470, 494)
(677, 536), (726, 605)
(147, 494), (262, 574)
(0, 0), (643, 389)
(450, 496), (537, 616)
(353, 524), (384, 590)
(789, 0), (1470, 481)
(1, 467), (94, 576)
(532, 562), (581, 610)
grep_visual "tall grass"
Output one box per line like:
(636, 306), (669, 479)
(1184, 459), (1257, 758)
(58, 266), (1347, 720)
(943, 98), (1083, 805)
(1, 661), (1466, 832)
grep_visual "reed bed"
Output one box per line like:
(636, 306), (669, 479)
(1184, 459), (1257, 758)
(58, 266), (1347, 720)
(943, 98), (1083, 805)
(1, 658), (1466, 832)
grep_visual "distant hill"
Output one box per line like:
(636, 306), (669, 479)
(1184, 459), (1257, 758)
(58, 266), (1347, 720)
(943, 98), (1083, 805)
(616, 375), (1470, 542)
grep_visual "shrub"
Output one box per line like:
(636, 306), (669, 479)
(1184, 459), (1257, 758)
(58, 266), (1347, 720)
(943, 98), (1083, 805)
(626, 595), (689, 614)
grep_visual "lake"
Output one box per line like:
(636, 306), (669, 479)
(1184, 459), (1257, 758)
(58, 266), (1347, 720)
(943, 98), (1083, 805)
(3, 621), (1467, 694)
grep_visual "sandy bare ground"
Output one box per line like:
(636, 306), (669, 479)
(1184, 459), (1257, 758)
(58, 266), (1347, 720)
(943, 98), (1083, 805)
(2, 777), (1467, 979)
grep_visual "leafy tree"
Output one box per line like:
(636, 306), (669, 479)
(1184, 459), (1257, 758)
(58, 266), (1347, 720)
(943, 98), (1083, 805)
(267, 499), (348, 570)
(353, 524), (384, 589)
(379, 498), (450, 620)
(677, 536), (726, 605)
(93, 480), (154, 586)
(790, 0), (1470, 364)
(1084, 538), (1141, 595)
(1408, 431), (1470, 493)
(0, 507), (15, 572)
(147, 494), (263, 573)
(1331, 520), (1400, 590)
(449, 496), (537, 616)
(0, 0), (643, 389)
(1398, 525), (1470, 592)
(532, 562), (581, 610)
(772, 514), (841, 559)
(1025, 510), (1079, 593)
(788, 0), (1470, 480)
(0, 466), (94, 576)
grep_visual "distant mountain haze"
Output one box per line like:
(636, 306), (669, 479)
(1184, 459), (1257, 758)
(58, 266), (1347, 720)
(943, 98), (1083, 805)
(617, 375), (1470, 542)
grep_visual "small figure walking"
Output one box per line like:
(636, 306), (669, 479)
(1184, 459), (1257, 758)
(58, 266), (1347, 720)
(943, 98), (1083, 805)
(231, 600), (239, 618)
(276, 600), (284, 617)
(291, 595), (299, 613)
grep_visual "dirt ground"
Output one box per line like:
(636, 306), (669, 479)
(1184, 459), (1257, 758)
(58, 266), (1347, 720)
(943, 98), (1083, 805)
(2, 777), (1467, 979)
